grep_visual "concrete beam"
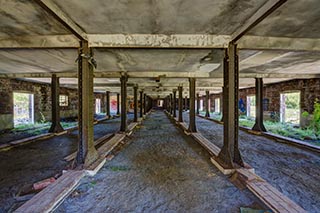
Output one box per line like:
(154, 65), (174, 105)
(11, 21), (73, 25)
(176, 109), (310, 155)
(239, 36), (320, 51)
(231, 0), (287, 42)
(2, 72), (319, 79)
(34, 0), (87, 40)
(88, 34), (229, 48)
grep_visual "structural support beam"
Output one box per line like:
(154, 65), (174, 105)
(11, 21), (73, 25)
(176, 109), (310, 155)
(116, 93), (120, 115)
(170, 93), (173, 115)
(120, 75), (128, 132)
(252, 78), (267, 132)
(217, 44), (243, 169)
(48, 74), (64, 133)
(184, 96), (188, 111)
(34, 0), (87, 40)
(205, 90), (210, 118)
(173, 90), (177, 118)
(143, 94), (147, 115)
(76, 40), (98, 167)
(188, 78), (197, 132)
(196, 93), (200, 115)
(231, 0), (287, 42)
(133, 85), (138, 122)
(178, 86), (183, 122)
(220, 86), (225, 122)
(140, 91), (143, 117)
(105, 91), (110, 118)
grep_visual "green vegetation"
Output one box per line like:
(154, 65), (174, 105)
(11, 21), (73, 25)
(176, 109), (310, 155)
(12, 121), (77, 135)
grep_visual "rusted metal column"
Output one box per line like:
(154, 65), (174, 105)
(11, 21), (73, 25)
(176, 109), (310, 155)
(188, 78), (197, 132)
(133, 85), (138, 122)
(116, 93), (120, 115)
(140, 90), (143, 117)
(252, 78), (267, 132)
(105, 91), (110, 118)
(143, 93), (147, 115)
(178, 86), (183, 122)
(49, 74), (64, 133)
(184, 96), (188, 111)
(173, 90), (177, 117)
(217, 44), (243, 169)
(196, 93), (200, 115)
(205, 90), (210, 117)
(76, 40), (98, 167)
(120, 74), (128, 132)
(170, 93), (173, 115)
(220, 86), (225, 122)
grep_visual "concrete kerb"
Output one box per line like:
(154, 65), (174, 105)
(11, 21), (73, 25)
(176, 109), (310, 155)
(0, 116), (116, 152)
(166, 111), (306, 212)
(196, 114), (320, 154)
(16, 112), (151, 212)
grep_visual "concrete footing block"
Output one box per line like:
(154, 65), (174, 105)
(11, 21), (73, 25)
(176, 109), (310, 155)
(85, 157), (106, 177)
(210, 157), (235, 175)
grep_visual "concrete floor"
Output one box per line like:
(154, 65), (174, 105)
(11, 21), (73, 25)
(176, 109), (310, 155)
(56, 111), (266, 213)
(0, 114), (133, 212)
(182, 111), (320, 213)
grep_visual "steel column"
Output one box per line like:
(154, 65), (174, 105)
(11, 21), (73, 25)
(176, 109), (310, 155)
(140, 91), (143, 117)
(196, 93), (200, 115)
(76, 40), (98, 167)
(133, 85), (138, 122)
(170, 93), (173, 115)
(116, 93), (120, 115)
(188, 78), (197, 132)
(252, 78), (267, 132)
(220, 86), (225, 122)
(120, 75), (128, 132)
(105, 91), (110, 118)
(205, 90), (210, 117)
(143, 94), (146, 115)
(178, 86), (183, 122)
(49, 74), (64, 133)
(217, 44), (243, 169)
(173, 90), (177, 117)
(184, 96), (188, 111)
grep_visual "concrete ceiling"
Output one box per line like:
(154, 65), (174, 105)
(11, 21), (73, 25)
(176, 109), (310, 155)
(0, 0), (320, 98)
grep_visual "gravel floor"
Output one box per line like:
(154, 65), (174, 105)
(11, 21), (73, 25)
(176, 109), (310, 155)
(0, 115), (132, 213)
(182, 112), (320, 213)
(56, 111), (266, 213)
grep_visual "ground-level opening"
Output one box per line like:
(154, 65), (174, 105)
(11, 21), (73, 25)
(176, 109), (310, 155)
(157, 99), (163, 107)
(95, 98), (101, 114)
(280, 91), (300, 124)
(13, 92), (34, 127)
(214, 98), (220, 113)
(246, 95), (256, 118)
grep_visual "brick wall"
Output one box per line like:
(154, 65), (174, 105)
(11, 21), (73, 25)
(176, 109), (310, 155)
(204, 78), (320, 122)
(0, 78), (105, 131)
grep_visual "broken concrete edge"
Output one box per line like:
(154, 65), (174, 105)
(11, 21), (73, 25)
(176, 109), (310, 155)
(173, 114), (305, 212)
(196, 114), (320, 154)
(0, 116), (116, 152)
(0, 133), (55, 152)
(15, 170), (86, 213)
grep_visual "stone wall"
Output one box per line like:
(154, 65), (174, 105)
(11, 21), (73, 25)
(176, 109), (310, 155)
(204, 78), (320, 123)
(0, 78), (105, 131)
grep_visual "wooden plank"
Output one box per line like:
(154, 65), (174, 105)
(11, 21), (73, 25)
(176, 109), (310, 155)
(64, 133), (113, 161)
(191, 133), (220, 156)
(15, 170), (85, 213)
(98, 133), (126, 157)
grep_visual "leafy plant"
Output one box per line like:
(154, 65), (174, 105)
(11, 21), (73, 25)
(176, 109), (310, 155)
(301, 111), (309, 118)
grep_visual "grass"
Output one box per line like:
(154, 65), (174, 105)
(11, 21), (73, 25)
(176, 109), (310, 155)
(12, 121), (77, 135)
(238, 116), (320, 146)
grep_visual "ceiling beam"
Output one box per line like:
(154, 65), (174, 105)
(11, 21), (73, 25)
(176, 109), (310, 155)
(34, 0), (87, 40)
(1, 72), (319, 79)
(0, 35), (79, 49)
(238, 36), (320, 51)
(231, 0), (287, 42)
(88, 34), (229, 48)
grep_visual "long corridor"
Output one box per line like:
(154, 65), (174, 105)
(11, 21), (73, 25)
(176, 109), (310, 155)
(56, 111), (266, 212)
(182, 112), (320, 212)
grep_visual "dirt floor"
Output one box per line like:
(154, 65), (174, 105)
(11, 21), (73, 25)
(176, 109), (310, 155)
(182, 111), (320, 213)
(0, 114), (133, 213)
(56, 111), (266, 213)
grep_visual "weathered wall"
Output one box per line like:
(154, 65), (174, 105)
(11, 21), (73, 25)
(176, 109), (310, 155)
(0, 78), (105, 131)
(205, 78), (320, 123)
